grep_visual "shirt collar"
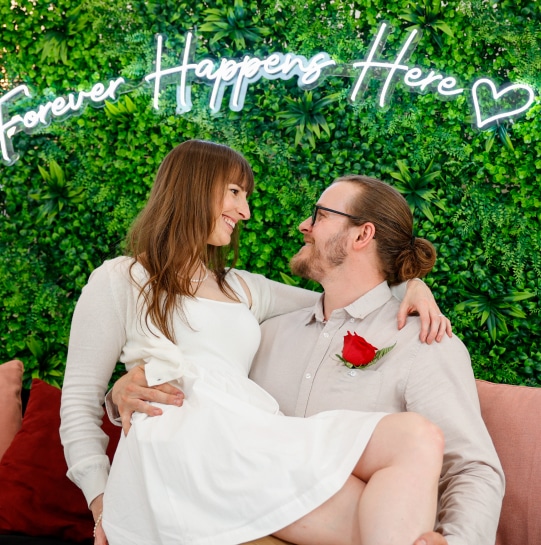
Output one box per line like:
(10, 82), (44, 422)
(305, 281), (393, 325)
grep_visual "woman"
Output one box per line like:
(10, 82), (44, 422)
(60, 140), (445, 545)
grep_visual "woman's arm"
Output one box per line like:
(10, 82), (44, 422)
(60, 258), (128, 507)
(235, 269), (451, 342)
(393, 279), (452, 343)
(107, 273), (452, 427)
(90, 494), (107, 545)
(232, 269), (319, 323)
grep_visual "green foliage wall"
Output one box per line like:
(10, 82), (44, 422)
(0, 0), (539, 387)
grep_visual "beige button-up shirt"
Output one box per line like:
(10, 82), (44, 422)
(250, 281), (504, 545)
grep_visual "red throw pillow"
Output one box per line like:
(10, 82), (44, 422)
(0, 360), (24, 461)
(0, 379), (121, 542)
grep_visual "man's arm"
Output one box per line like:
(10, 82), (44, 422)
(406, 338), (504, 545)
(105, 366), (184, 433)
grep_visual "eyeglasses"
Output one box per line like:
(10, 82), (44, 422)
(311, 205), (364, 226)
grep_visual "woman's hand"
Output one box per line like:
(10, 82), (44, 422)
(398, 279), (452, 344)
(112, 366), (184, 434)
(90, 495), (107, 545)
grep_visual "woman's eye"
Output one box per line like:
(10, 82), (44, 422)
(230, 188), (239, 195)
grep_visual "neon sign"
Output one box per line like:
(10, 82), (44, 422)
(0, 23), (536, 166)
(471, 78), (535, 128)
(349, 23), (464, 106)
(145, 33), (336, 114)
(0, 78), (125, 165)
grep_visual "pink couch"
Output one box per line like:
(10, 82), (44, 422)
(1, 360), (540, 545)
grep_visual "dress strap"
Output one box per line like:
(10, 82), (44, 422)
(225, 269), (251, 307)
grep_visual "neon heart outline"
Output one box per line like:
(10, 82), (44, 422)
(472, 78), (535, 129)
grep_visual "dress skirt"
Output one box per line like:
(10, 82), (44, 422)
(102, 375), (386, 545)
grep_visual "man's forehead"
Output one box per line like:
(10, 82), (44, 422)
(318, 181), (356, 206)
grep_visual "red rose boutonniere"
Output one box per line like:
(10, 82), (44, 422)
(336, 331), (396, 369)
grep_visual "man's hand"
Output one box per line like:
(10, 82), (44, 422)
(398, 279), (452, 344)
(413, 531), (448, 545)
(112, 366), (184, 434)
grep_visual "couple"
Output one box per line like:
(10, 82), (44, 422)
(60, 140), (503, 545)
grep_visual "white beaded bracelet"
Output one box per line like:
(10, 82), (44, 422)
(93, 512), (103, 538)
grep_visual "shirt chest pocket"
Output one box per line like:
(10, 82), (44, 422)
(309, 367), (383, 414)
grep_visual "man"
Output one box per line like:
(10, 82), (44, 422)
(111, 175), (504, 545)
(248, 175), (504, 545)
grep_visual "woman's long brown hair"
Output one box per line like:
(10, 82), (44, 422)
(125, 140), (254, 342)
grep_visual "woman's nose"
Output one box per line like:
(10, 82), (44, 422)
(239, 197), (251, 219)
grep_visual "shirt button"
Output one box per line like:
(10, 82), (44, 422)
(305, 373), (312, 379)
(349, 318), (355, 323)
(323, 332), (329, 338)
(348, 370), (357, 377)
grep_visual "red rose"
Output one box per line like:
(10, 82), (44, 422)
(342, 331), (378, 367)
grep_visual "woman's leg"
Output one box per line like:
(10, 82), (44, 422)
(273, 412), (444, 545)
(352, 412), (444, 544)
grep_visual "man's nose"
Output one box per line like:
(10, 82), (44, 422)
(299, 216), (312, 233)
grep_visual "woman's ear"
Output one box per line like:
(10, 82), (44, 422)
(352, 222), (376, 250)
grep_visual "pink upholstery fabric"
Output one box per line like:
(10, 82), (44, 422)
(476, 379), (541, 545)
(0, 360), (24, 460)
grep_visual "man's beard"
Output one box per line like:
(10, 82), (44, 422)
(290, 230), (348, 282)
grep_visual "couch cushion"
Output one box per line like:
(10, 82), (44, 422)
(0, 361), (24, 461)
(476, 379), (541, 545)
(0, 379), (120, 543)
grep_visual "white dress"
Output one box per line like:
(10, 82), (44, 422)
(97, 261), (387, 545)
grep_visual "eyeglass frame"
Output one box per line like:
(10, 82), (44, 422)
(311, 205), (365, 226)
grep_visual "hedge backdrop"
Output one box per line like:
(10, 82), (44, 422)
(0, 0), (539, 387)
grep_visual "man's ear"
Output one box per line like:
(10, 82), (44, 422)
(352, 222), (376, 250)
